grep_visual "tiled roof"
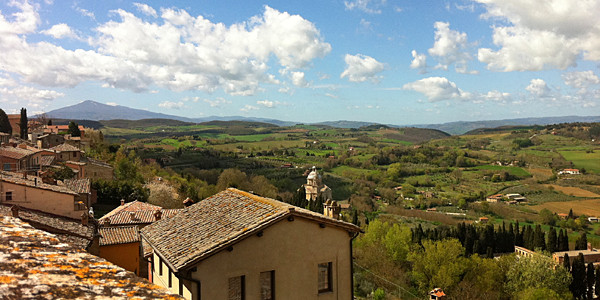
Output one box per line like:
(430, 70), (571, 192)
(0, 204), (94, 249)
(40, 155), (55, 166)
(99, 200), (181, 226)
(0, 216), (182, 299)
(50, 143), (81, 152)
(63, 178), (91, 194)
(0, 171), (78, 195)
(86, 158), (113, 168)
(99, 226), (140, 246)
(0, 146), (33, 160)
(141, 188), (361, 271)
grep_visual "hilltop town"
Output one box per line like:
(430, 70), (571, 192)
(1, 107), (600, 299)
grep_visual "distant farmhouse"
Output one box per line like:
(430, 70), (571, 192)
(141, 188), (361, 300)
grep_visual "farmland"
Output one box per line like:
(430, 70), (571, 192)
(559, 150), (600, 173)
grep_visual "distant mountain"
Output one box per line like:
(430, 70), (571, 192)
(315, 120), (379, 128)
(414, 116), (600, 135)
(45, 100), (195, 122)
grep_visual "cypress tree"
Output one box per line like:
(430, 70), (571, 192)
(68, 121), (81, 137)
(508, 222), (515, 252)
(19, 108), (27, 139)
(548, 227), (557, 254)
(564, 253), (570, 271)
(595, 265), (600, 298)
(0, 109), (12, 135)
(561, 229), (570, 251)
(587, 262), (595, 300)
(534, 224), (546, 251)
(571, 253), (586, 299)
(576, 232), (588, 250)
(568, 208), (574, 219)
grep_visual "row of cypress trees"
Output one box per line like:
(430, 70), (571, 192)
(564, 253), (600, 299)
(411, 222), (573, 258)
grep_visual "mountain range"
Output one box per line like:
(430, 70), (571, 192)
(44, 100), (600, 135)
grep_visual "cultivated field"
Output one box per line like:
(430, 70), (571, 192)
(530, 198), (600, 216)
(559, 150), (600, 173)
(544, 184), (600, 198)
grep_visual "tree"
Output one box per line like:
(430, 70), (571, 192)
(548, 228), (557, 254)
(570, 253), (586, 299)
(18, 108), (27, 139)
(408, 238), (467, 293)
(595, 266), (600, 298)
(505, 254), (572, 298)
(587, 262), (595, 300)
(68, 121), (81, 137)
(539, 208), (556, 226)
(0, 108), (12, 135)
(575, 232), (588, 250)
(50, 163), (76, 181)
(563, 254), (570, 271)
(216, 168), (249, 191)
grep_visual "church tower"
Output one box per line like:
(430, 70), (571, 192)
(304, 166), (332, 201)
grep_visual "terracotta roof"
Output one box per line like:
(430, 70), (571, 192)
(63, 178), (91, 194)
(0, 171), (78, 195)
(99, 226), (140, 246)
(50, 143), (81, 152)
(0, 216), (182, 299)
(0, 204), (94, 249)
(103, 209), (181, 226)
(40, 155), (55, 166)
(99, 200), (181, 226)
(0, 146), (33, 160)
(141, 188), (361, 271)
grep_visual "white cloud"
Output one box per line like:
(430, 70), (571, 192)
(324, 93), (338, 99)
(409, 50), (427, 74)
(340, 54), (384, 83)
(428, 22), (475, 74)
(41, 23), (78, 39)
(203, 97), (230, 107)
(0, 1), (39, 34)
(240, 104), (258, 112)
(562, 71), (600, 93)
(403, 77), (465, 102)
(475, 0), (600, 71)
(133, 2), (157, 18)
(291, 71), (308, 87)
(0, 4), (330, 96)
(0, 85), (64, 101)
(344, 0), (386, 14)
(257, 100), (276, 108)
(74, 6), (95, 20)
(158, 101), (184, 109)
(106, 102), (118, 106)
(525, 79), (551, 97)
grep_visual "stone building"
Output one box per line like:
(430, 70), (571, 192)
(304, 166), (332, 202)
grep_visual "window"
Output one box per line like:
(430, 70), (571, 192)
(5, 192), (12, 201)
(169, 270), (172, 288)
(260, 270), (275, 300)
(3, 163), (10, 171)
(159, 257), (163, 276)
(228, 275), (245, 300)
(318, 262), (332, 293)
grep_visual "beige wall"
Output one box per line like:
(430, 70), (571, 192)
(152, 252), (193, 299)
(84, 163), (114, 181)
(150, 216), (354, 300)
(0, 181), (80, 218)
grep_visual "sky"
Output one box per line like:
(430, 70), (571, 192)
(0, 0), (599, 125)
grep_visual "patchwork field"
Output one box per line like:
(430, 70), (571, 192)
(528, 168), (554, 180)
(530, 198), (600, 216)
(559, 150), (600, 173)
(544, 184), (600, 198)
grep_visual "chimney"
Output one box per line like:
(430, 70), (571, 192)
(129, 211), (136, 220)
(10, 205), (19, 218)
(183, 197), (194, 207)
(34, 177), (37, 186)
(18, 143), (27, 149)
(120, 199), (125, 206)
(22, 172), (27, 179)
(81, 212), (89, 226)
(154, 210), (162, 221)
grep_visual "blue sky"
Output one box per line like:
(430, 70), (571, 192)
(0, 0), (599, 125)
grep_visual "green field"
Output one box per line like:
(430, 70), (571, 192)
(559, 150), (600, 173)
(473, 165), (531, 177)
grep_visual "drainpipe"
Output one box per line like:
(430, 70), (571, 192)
(350, 231), (359, 300)
(175, 270), (201, 300)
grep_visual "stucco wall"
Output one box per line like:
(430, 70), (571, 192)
(176, 216), (354, 300)
(85, 163), (114, 181)
(100, 242), (140, 275)
(0, 181), (79, 218)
